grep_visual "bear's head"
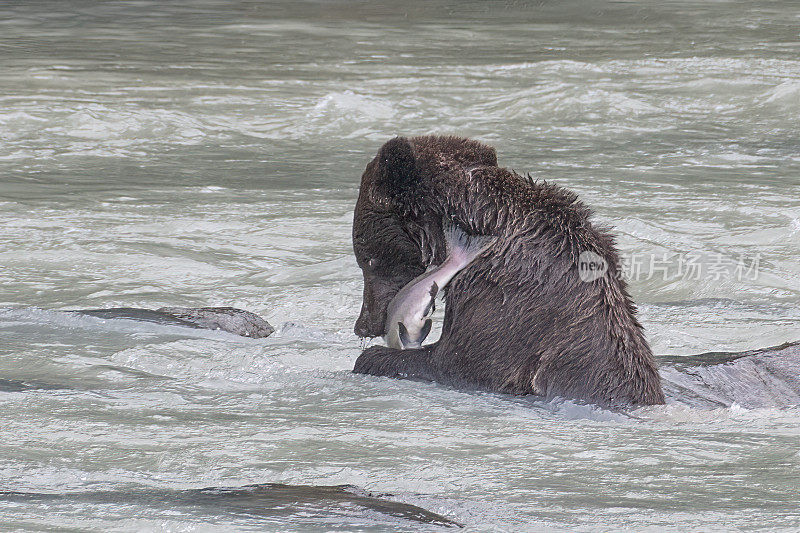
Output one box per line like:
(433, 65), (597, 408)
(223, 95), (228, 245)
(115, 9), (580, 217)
(352, 137), (426, 338)
(352, 136), (498, 338)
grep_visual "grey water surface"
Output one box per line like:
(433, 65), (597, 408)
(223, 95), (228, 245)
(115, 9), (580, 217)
(1, 1), (799, 531)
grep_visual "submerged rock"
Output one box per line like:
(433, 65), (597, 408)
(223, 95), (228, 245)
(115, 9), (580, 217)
(72, 306), (274, 338)
(0, 483), (461, 528)
(659, 341), (800, 408)
(157, 306), (275, 338)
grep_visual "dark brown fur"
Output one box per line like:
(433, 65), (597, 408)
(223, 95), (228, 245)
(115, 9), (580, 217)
(352, 135), (665, 407)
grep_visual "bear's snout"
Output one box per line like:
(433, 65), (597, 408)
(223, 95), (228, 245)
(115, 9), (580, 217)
(354, 299), (386, 338)
(354, 315), (373, 338)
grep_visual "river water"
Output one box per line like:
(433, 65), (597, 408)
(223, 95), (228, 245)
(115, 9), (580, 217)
(1, 1), (799, 531)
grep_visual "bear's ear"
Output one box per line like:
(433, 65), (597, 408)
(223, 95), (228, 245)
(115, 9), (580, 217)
(374, 136), (419, 200)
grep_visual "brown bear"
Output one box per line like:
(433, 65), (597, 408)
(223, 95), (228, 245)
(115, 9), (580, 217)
(352, 135), (665, 406)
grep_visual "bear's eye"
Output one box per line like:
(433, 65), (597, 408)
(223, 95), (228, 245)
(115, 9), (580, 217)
(367, 258), (378, 269)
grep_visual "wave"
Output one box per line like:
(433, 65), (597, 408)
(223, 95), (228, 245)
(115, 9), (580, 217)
(2, 56), (798, 157)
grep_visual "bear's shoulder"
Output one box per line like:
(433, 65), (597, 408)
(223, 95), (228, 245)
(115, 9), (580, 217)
(409, 135), (498, 177)
(370, 135), (598, 243)
(437, 163), (595, 232)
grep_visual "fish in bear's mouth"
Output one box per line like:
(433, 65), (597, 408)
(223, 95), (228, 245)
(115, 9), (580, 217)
(383, 221), (495, 350)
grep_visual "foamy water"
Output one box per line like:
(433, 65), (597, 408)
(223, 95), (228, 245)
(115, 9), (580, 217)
(1, 1), (799, 531)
